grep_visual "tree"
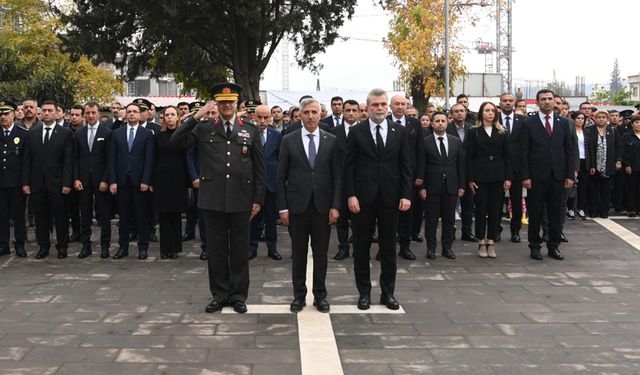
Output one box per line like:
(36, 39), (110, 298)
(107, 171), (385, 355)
(60, 0), (358, 100)
(385, 0), (473, 112)
(610, 58), (623, 96)
(0, 0), (122, 107)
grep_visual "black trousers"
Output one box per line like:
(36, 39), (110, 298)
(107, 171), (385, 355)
(353, 197), (398, 298)
(424, 185), (457, 252)
(65, 189), (80, 236)
(335, 193), (350, 252)
(575, 159), (588, 211)
(527, 179), (564, 250)
(613, 168), (626, 211)
(589, 174), (612, 216)
(459, 188), (474, 235)
(627, 171), (640, 213)
(204, 210), (250, 303)
(184, 191), (198, 236)
(289, 201), (330, 300)
(398, 185), (420, 249)
(117, 177), (149, 251)
(31, 190), (68, 250)
(158, 212), (182, 256)
(508, 175), (523, 234)
(79, 182), (111, 249)
(249, 190), (277, 253)
(474, 181), (504, 241)
(190, 188), (207, 249)
(0, 187), (26, 250)
(411, 188), (424, 237)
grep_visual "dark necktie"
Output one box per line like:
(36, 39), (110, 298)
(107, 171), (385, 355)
(376, 125), (384, 155)
(335, 116), (340, 127)
(545, 115), (552, 136)
(44, 127), (51, 146)
(505, 116), (511, 132)
(395, 119), (402, 126)
(4, 130), (9, 138)
(438, 136), (447, 158)
(128, 127), (134, 151)
(307, 133), (316, 168)
(225, 121), (232, 138)
(261, 131), (266, 146)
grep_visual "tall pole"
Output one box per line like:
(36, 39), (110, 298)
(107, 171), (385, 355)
(444, 0), (450, 109)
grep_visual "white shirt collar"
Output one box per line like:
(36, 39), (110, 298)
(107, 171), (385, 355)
(369, 118), (387, 130)
(434, 132), (448, 140)
(3, 124), (14, 134)
(87, 122), (99, 129)
(301, 124), (320, 137)
(127, 124), (139, 131)
(391, 115), (405, 125)
(539, 111), (553, 124)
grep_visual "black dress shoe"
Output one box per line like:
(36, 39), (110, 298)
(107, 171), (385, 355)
(182, 233), (195, 241)
(426, 249), (436, 260)
(334, 250), (349, 260)
(15, 246), (27, 257)
(357, 295), (371, 310)
(530, 248), (543, 260)
(78, 246), (92, 259)
(169, 253), (178, 259)
(268, 250), (282, 260)
(205, 299), (225, 313)
(461, 233), (478, 242)
(138, 249), (148, 260)
(313, 299), (330, 313)
(560, 233), (568, 242)
(398, 248), (416, 260)
(100, 248), (110, 259)
(35, 248), (49, 259)
(411, 233), (424, 243)
(57, 249), (68, 259)
(371, 233), (378, 243)
(510, 234), (521, 243)
(232, 301), (247, 314)
(113, 248), (129, 259)
(149, 233), (158, 242)
(380, 295), (400, 310)
(548, 248), (564, 260)
(200, 250), (208, 260)
(290, 297), (306, 312)
(248, 251), (257, 260)
(442, 248), (456, 259)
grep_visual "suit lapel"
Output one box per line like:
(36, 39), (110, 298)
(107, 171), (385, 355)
(363, 123), (378, 158)
(294, 131), (312, 171)
(385, 119), (397, 156)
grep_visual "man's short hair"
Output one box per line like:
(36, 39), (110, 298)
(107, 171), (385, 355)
(84, 101), (100, 111)
(608, 109), (619, 114)
(41, 100), (57, 108)
(330, 96), (343, 103)
(536, 89), (555, 101)
(456, 94), (469, 102)
(270, 105), (282, 111)
(300, 98), (320, 111)
(366, 88), (388, 105)
(343, 99), (359, 108)
(70, 104), (84, 114)
(177, 101), (189, 107)
(579, 101), (592, 109)
(299, 95), (313, 103)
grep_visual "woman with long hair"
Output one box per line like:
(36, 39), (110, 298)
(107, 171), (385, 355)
(568, 112), (589, 219)
(466, 102), (512, 258)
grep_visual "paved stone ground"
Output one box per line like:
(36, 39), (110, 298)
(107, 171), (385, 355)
(1, 216), (640, 374)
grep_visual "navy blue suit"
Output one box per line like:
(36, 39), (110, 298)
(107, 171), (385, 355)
(108, 125), (154, 251)
(0, 125), (28, 253)
(186, 145), (207, 250)
(250, 126), (282, 255)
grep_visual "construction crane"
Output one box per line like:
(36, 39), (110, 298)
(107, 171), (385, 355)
(495, 0), (512, 93)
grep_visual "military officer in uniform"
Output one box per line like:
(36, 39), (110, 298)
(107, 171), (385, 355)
(0, 101), (28, 257)
(171, 83), (265, 314)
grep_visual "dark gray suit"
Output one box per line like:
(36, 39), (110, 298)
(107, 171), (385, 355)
(277, 127), (341, 300)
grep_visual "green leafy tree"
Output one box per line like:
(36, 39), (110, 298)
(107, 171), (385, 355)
(60, 0), (358, 100)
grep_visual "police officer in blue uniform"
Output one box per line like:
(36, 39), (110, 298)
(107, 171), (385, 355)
(0, 101), (28, 257)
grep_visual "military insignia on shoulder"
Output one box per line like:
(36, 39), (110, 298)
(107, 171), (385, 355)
(16, 124), (27, 131)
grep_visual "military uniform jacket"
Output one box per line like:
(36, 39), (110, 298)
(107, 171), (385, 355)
(0, 125), (28, 188)
(171, 115), (265, 213)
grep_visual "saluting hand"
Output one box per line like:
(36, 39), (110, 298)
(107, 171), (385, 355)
(193, 101), (216, 121)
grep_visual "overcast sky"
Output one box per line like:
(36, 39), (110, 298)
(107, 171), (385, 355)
(260, 0), (639, 92)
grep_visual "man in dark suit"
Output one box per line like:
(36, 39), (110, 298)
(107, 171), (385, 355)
(278, 98), (341, 313)
(73, 102), (112, 258)
(171, 82), (265, 314)
(498, 93), (527, 243)
(0, 101), (28, 257)
(66, 105), (85, 242)
(521, 89), (575, 261)
(108, 103), (155, 260)
(388, 95), (424, 260)
(23, 101), (73, 259)
(249, 105), (282, 260)
(321, 96), (343, 128)
(446, 103), (477, 242)
(345, 88), (412, 311)
(419, 112), (465, 259)
(329, 99), (359, 260)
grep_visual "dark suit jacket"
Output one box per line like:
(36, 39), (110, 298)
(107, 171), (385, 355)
(446, 122), (472, 145)
(520, 113), (574, 183)
(23, 124), (73, 193)
(465, 126), (512, 183)
(623, 131), (640, 171)
(142, 121), (161, 135)
(328, 123), (352, 162)
(423, 134), (465, 195)
(73, 124), (112, 187)
(321, 115), (341, 128)
(186, 145), (199, 182)
(585, 125), (623, 176)
(499, 113), (526, 174)
(277, 128), (342, 214)
(344, 119), (412, 208)
(283, 121), (330, 135)
(108, 125), (155, 186)
(262, 126), (282, 193)
(388, 115), (424, 181)
(0, 125), (28, 188)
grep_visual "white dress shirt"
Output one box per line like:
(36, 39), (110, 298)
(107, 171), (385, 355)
(87, 123), (99, 145)
(301, 125), (320, 158)
(221, 116), (237, 131)
(539, 112), (554, 131)
(344, 121), (356, 138)
(42, 123), (55, 143)
(332, 115), (342, 127)
(576, 129), (585, 159)
(434, 133), (449, 156)
(369, 119), (388, 146)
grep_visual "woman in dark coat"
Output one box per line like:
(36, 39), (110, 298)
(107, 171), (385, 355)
(466, 101), (512, 259)
(153, 106), (191, 258)
(586, 110), (622, 218)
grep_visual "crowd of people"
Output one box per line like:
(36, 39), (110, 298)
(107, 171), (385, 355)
(1, 84), (639, 314)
